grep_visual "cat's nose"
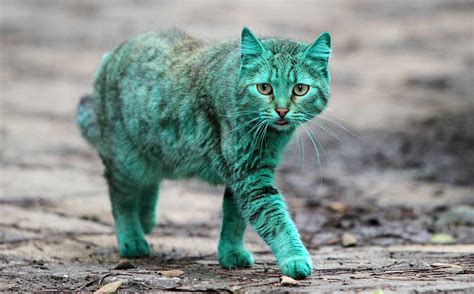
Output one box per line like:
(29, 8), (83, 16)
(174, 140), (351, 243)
(275, 108), (289, 118)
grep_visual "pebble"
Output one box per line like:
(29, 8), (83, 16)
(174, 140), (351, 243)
(350, 273), (371, 279)
(341, 233), (358, 247)
(113, 260), (135, 270)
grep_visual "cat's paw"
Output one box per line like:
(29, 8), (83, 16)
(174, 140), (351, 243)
(219, 248), (254, 269)
(118, 237), (150, 258)
(279, 255), (313, 279)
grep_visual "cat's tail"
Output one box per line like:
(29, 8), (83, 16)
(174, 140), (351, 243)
(76, 95), (99, 147)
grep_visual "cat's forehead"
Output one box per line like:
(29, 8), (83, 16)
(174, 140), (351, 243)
(262, 38), (303, 49)
(260, 39), (308, 73)
(262, 39), (306, 58)
(240, 38), (322, 84)
(258, 40), (308, 82)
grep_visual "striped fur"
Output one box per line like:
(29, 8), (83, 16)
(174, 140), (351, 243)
(76, 27), (331, 279)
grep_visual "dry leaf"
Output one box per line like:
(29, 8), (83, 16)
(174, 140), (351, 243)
(431, 263), (464, 273)
(438, 266), (464, 274)
(94, 280), (123, 293)
(431, 233), (455, 244)
(280, 275), (299, 286)
(432, 262), (460, 267)
(328, 202), (349, 214)
(341, 233), (357, 247)
(158, 270), (185, 277)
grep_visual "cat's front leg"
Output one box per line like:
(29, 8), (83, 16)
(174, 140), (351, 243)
(231, 171), (313, 279)
(218, 187), (254, 269)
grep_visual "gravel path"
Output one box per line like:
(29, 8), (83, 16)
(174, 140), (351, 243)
(1, 0), (473, 292)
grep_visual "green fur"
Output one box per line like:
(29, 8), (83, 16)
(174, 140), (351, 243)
(218, 188), (254, 268)
(76, 27), (331, 279)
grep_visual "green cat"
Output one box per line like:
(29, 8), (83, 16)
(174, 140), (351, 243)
(77, 27), (331, 279)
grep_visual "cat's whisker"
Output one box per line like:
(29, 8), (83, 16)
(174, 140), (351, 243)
(296, 128), (304, 172)
(305, 125), (330, 167)
(220, 116), (260, 139)
(256, 123), (265, 159)
(247, 119), (264, 146)
(301, 124), (323, 185)
(302, 118), (341, 142)
(250, 121), (266, 157)
(294, 116), (305, 171)
(259, 123), (269, 159)
(294, 129), (300, 171)
(317, 114), (362, 140)
(258, 121), (268, 149)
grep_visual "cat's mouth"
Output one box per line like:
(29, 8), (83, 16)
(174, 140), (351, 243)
(272, 119), (294, 131)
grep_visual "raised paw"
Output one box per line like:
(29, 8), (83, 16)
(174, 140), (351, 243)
(218, 248), (254, 269)
(118, 237), (150, 258)
(279, 255), (313, 279)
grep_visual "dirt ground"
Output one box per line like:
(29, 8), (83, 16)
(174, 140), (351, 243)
(1, 0), (473, 292)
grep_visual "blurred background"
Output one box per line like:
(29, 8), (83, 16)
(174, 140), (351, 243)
(1, 0), (473, 291)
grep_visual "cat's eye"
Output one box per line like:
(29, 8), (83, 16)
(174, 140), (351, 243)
(293, 84), (310, 96)
(256, 83), (273, 95)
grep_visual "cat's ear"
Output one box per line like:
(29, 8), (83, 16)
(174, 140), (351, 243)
(240, 27), (265, 57)
(304, 32), (332, 62)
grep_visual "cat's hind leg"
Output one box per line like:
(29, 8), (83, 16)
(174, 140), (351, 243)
(218, 187), (254, 269)
(105, 168), (151, 258)
(139, 182), (160, 234)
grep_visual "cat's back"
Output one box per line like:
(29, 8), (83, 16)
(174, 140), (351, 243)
(143, 29), (203, 57)
(110, 29), (204, 72)
(93, 28), (206, 103)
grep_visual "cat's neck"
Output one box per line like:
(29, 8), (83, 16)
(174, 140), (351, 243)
(190, 40), (241, 98)
(252, 126), (295, 161)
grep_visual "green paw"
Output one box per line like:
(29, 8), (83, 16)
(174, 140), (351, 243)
(219, 248), (254, 269)
(279, 255), (313, 279)
(118, 237), (150, 258)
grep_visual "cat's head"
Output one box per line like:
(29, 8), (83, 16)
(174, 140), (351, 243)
(238, 27), (331, 132)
